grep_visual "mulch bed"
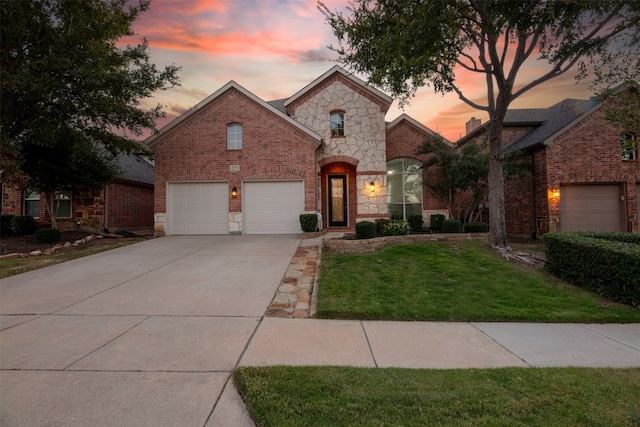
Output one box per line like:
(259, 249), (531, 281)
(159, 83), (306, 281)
(0, 230), (147, 255)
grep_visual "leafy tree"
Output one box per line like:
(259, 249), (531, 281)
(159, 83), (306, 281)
(1, 0), (180, 227)
(320, 0), (639, 249)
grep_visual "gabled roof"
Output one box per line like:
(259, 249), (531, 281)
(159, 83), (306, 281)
(455, 98), (601, 151)
(504, 98), (600, 152)
(283, 65), (393, 112)
(145, 81), (322, 148)
(386, 113), (453, 146)
(116, 153), (154, 186)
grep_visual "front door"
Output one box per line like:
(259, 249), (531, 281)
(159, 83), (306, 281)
(328, 175), (347, 227)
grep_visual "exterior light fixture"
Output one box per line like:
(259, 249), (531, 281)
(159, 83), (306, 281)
(231, 187), (238, 198)
(369, 181), (375, 193)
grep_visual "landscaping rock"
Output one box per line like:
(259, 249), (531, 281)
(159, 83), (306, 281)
(29, 250), (42, 256)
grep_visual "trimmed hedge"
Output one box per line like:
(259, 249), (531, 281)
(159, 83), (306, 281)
(464, 222), (489, 233)
(11, 215), (37, 235)
(430, 214), (445, 231)
(1, 214), (14, 237)
(408, 215), (423, 232)
(35, 228), (62, 243)
(356, 221), (377, 239)
(544, 232), (640, 307)
(299, 214), (318, 233)
(442, 218), (462, 233)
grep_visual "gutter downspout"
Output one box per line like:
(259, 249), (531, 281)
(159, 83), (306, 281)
(530, 152), (537, 239)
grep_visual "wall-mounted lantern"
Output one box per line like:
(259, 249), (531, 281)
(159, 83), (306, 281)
(369, 181), (376, 194)
(231, 187), (238, 198)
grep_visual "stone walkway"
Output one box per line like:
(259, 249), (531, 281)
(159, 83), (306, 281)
(266, 245), (320, 318)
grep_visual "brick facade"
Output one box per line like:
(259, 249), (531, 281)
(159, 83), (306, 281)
(1, 181), (153, 231)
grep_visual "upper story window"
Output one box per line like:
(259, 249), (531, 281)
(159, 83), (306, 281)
(621, 133), (637, 160)
(227, 123), (242, 150)
(330, 111), (345, 137)
(24, 190), (40, 218)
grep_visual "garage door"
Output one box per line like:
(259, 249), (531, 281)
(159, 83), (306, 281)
(168, 182), (228, 235)
(244, 181), (304, 234)
(560, 184), (622, 232)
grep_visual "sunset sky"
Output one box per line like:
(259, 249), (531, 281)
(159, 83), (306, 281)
(130, 0), (598, 142)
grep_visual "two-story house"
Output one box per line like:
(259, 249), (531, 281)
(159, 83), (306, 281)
(147, 66), (446, 235)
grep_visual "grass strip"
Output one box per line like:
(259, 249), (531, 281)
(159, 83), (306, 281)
(317, 241), (640, 322)
(235, 366), (640, 427)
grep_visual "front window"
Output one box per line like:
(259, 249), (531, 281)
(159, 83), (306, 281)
(621, 133), (637, 160)
(24, 190), (40, 218)
(54, 190), (72, 218)
(387, 158), (423, 220)
(227, 123), (242, 150)
(330, 111), (345, 137)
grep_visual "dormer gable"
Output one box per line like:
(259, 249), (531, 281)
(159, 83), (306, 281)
(283, 65), (393, 116)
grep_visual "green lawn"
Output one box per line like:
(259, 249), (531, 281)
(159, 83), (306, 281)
(235, 366), (640, 427)
(316, 241), (640, 322)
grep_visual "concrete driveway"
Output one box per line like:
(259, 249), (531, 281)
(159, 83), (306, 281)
(1, 235), (300, 426)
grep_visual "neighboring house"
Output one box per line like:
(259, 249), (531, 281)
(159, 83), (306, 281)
(147, 66), (446, 235)
(457, 97), (640, 237)
(1, 152), (154, 231)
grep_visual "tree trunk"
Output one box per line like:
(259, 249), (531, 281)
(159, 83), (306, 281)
(43, 192), (58, 230)
(487, 116), (510, 250)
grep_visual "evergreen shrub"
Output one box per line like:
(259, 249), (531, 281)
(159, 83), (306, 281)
(442, 218), (462, 233)
(408, 215), (424, 232)
(544, 232), (640, 306)
(299, 214), (318, 232)
(35, 228), (62, 243)
(11, 215), (37, 235)
(1, 214), (14, 237)
(430, 214), (445, 231)
(356, 221), (377, 239)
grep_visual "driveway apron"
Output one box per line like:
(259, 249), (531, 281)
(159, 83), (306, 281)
(0, 235), (300, 427)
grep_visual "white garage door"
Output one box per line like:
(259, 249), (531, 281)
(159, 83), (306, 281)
(168, 182), (228, 235)
(244, 181), (304, 234)
(560, 184), (622, 232)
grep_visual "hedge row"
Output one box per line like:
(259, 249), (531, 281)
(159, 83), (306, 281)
(543, 232), (640, 307)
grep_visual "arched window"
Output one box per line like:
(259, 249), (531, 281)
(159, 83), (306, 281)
(330, 111), (345, 137)
(227, 123), (242, 150)
(387, 158), (422, 220)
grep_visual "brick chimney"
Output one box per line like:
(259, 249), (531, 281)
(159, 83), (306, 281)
(466, 117), (482, 135)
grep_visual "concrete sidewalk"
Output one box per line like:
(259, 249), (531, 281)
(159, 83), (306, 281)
(1, 235), (639, 427)
(241, 319), (640, 369)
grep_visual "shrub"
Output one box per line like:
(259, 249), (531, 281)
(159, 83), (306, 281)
(464, 222), (489, 232)
(430, 214), (445, 231)
(11, 215), (37, 235)
(390, 214), (403, 221)
(34, 228), (62, 244)
(375, 218), (390, 235)
(442, 218), (462, 233)
(544, 232), (640, 306)
(1, 214), (14, 237)
(299, 213), (318, 232)
(356, 221), (377, 239)
(382, 220), (411, 236)
(408, 215), (424, 232)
